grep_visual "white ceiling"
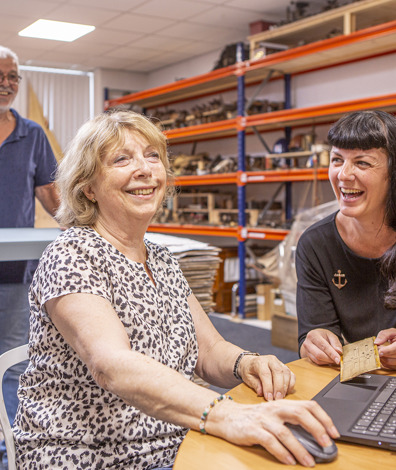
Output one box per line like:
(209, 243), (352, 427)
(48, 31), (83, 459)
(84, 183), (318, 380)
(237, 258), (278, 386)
(0, 0), (334, 73)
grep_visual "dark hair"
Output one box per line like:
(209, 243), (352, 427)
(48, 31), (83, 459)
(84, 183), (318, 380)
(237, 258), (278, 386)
(328, 110), (396, 309)
(381, 244), (396, 309)
(328, 110), (396, 230)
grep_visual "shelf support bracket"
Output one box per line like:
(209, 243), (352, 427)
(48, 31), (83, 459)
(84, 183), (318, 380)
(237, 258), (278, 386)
(257, 182), (285, 226)
(245, 69), (275, 114)
(251, 126), (272, 153)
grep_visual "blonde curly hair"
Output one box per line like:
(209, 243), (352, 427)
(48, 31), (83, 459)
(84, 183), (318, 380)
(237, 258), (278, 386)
(55, 110), (174, 227)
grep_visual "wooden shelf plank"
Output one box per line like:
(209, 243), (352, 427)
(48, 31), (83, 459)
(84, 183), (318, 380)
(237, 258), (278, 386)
(247, 0), (396, 53)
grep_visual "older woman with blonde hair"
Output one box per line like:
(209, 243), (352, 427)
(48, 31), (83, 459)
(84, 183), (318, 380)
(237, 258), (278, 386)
(14, 110), (338, 469)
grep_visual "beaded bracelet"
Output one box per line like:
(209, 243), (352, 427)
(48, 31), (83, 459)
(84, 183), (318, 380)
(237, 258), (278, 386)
(233, 351), (260, 381)
(199, 394), (233, 434)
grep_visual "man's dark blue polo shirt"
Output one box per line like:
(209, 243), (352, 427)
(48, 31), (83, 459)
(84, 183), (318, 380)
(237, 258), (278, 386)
(0, 109), (57, 283)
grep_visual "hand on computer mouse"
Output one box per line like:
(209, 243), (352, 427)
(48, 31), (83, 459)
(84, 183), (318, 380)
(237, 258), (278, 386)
(210, 399), (339, 467)
(285, 423), (338, 463)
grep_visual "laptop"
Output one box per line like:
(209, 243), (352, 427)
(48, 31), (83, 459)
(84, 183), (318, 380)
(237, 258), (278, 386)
(312, 373), (396, 450)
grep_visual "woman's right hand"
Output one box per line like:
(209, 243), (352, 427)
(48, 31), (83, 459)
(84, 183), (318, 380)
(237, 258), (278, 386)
(209, 399), (339, 467)
(300, 329), (343, 366)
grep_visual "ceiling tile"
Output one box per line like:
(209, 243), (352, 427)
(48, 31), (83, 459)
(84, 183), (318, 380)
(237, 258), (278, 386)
(6, 35), (64, 52)
(103, 45), (162, 61)
(127, 34), (196, 52)
(133, 0), (213, 20)
(1, 15), (41, 33)
(191, 5), (262, 30)
(69, 0), (143, 11)
(40, 4), (120, 26)
(0, 0), (60, 18)
(104, 12), (175, 32)
(54, 41), (116, 56)
(84, 55), (131, 70)
(159, 21), (232, 42)
(75, 28), (144, 46)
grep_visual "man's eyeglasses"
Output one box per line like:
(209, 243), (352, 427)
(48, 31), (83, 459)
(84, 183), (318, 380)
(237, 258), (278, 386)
(0, 72), (22, 85)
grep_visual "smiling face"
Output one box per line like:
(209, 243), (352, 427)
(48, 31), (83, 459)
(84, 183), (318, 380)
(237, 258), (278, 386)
(329, 146), (390, 223)
(0, 57), (19, 113)
(83, 130), (167, 232)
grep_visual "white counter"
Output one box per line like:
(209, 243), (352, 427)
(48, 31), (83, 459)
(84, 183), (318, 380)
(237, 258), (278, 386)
(0, 228), (61, 261)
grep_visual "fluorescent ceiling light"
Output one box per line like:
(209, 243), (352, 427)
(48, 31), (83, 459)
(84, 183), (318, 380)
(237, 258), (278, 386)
(18, 19), (95, 42)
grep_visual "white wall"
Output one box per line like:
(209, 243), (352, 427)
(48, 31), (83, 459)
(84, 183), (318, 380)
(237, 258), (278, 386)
(293, 54), (396, 108)
(147, 49), (221, 89)
(93, 68), (148, 115)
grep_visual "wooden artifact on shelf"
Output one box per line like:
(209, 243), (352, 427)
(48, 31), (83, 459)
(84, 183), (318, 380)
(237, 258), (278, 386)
(248, 0), (396, 59)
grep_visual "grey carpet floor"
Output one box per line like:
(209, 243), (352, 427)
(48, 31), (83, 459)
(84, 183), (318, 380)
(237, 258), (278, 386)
(208, 313), (299, 394)
(209, 313), (299, 362)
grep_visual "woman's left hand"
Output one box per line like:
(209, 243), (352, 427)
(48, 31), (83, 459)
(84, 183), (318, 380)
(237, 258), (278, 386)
(375, 329), (396, 369)
(239, 354), (296, 401)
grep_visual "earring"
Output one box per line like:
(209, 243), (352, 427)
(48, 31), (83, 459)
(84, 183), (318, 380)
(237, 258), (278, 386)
(91, 198), (97, 204)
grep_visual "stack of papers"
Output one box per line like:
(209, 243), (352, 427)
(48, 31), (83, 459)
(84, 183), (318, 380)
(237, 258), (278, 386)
(145, 232), (221, 313)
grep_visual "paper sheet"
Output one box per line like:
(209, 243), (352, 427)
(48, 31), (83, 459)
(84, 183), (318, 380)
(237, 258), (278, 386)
(340, 337), (381, 382)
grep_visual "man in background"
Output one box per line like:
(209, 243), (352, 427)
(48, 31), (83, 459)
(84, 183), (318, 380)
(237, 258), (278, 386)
(0, 45), (59, 466)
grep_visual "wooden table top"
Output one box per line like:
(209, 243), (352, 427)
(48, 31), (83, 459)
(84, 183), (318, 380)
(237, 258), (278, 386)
(174, 358), (396, 469)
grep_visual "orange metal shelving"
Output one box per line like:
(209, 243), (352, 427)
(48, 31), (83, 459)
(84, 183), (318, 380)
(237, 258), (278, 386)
(105, 18), (396, 316)
(162, 94), (396, 144)
(244, 168), (329, 183)
(164, 118), (239, 142)
(173, 168), (328, 187)
(106, 20), (396, 111)
(174, 172), (237, 186)
(244, 93), (396, 132)
(147, 223), (291, 241)
(244, 19), (396, 85)
(243, 227), (290, 241)
(147, 223), (238, 238)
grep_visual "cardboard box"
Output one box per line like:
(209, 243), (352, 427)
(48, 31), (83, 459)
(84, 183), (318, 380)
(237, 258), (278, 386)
(271, 312), (298, 352)
(249, 20), (274, 36)
(256, 283), (272, 320)
(270, 288), (286, 315)
(212, 248), (238, 313)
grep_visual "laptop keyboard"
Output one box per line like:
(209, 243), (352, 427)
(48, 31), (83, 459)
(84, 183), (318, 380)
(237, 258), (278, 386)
(351, 377), (396, 438)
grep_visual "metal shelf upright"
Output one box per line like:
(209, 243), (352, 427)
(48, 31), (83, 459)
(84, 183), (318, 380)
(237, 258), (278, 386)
(236, 42), (246, 318)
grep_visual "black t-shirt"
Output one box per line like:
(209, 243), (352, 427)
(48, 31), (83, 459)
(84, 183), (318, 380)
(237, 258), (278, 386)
(296, 211), (396, 352)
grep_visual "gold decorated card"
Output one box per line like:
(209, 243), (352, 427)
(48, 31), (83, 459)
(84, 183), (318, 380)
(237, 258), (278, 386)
(340, 337), (381, 382)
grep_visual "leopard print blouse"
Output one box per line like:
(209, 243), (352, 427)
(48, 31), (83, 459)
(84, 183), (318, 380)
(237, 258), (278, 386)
(13, 226), (198, 469)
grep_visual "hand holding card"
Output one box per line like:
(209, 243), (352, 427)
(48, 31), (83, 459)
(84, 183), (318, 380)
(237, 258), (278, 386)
(340, 337), (381, 382)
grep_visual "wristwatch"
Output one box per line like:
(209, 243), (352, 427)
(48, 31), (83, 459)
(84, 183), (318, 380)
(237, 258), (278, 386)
(233, 351), (260, 381)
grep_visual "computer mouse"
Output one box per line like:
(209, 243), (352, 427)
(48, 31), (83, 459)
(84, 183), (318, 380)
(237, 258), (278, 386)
(285, 423), (338, 463)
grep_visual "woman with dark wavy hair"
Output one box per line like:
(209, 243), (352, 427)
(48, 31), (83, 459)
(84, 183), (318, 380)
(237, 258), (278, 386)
(297, 110), (396, 369)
